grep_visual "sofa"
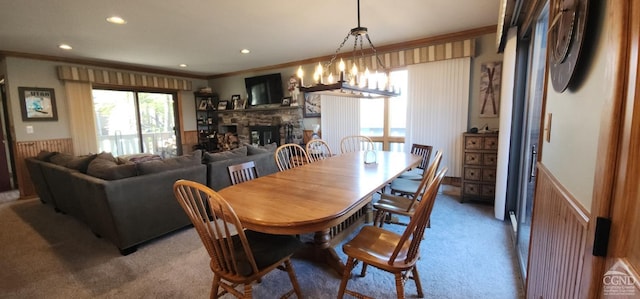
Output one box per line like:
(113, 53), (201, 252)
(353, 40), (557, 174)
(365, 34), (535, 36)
(25, 144), (279, 255)
(26, 150), (206, 255)
(203, 145), (279, 191)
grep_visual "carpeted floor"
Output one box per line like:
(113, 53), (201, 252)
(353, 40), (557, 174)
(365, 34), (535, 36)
(0, 192), (524, 298)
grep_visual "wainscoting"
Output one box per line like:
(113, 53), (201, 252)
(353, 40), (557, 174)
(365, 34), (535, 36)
(15, 138), (73, 199)
(527, 163), (590, 298)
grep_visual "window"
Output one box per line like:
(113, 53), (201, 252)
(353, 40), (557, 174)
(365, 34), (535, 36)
(92, 89), (180, 157)
(360, 70), (408, 151)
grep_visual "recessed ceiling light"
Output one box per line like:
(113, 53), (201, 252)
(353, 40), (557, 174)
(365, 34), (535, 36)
(106, 16), (127, 24)
(58, 44), (72, 50)
(240, 49), (250, 54)
(179, 64), (188, 68)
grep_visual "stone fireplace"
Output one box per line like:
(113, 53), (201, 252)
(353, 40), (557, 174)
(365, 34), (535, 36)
(216, 106), (304, 149)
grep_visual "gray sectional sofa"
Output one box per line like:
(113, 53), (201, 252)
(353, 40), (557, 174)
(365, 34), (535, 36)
(25, 144), (278, 255)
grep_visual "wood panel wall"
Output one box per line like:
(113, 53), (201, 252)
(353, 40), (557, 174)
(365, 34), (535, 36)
(15, 138), (73, 199)
(527, 164), (590, 299)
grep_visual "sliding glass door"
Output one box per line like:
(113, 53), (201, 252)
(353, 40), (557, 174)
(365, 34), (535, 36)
(92, 89), (180, 157)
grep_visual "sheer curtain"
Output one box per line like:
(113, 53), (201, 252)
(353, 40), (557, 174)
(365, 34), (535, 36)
(406, 57), (470, 177)
(320, 95), (360, 152)
(63, 81), (98, 154)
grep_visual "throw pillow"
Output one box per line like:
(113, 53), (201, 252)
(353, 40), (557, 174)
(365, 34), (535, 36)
(87, 154), (137, 180)
(35, 150), (58, 161)
(49, 153), (75, 166)
(203, 146), (247, 163)
(65, 154), (98, 173)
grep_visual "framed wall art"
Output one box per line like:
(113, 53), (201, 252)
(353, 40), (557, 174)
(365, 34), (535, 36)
(18, 87), (58, 121)
(304, 93), (321, 118)
(479, 61), (502, 118)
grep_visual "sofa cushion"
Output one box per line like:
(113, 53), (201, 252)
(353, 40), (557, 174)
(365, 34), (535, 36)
(204, 146), (247, 163)
(87, 152), (137, 180)
(116, 153), (162, 164)
(137, 150), (202, 175)
(49, 153), (75, 166)
(65, 154), (98, 173)
(246, 143), (277, 155)
(36, 150), (58, 161)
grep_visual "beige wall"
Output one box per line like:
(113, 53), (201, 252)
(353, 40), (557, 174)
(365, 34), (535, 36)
(469, 33), (504, 131)
(540, 0), (608, 212)
(208, 64), (322, 131)
(3, 57), (208, 140)
(209, 32), (502, 133)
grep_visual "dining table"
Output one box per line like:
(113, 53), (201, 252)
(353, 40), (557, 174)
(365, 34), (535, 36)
(217, 150), (422, 274)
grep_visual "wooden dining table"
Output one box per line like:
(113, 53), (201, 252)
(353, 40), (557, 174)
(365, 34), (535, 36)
(217, 150), (422, 274)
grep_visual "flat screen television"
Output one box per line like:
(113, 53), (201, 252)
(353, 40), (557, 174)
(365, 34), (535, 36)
(245, 73), (284, 106)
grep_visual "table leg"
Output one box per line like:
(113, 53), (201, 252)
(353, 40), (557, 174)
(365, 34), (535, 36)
(313, 228), (345, 275)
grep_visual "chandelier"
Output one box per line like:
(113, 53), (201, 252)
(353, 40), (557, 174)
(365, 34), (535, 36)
(297, 0), (401, 98)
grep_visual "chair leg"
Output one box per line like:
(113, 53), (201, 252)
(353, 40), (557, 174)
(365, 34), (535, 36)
(243, 283), (252, 299)
(211, 275), (221, 299)
(394, 272), (406, 299)
(373, 210), (385, 227)
(360, 262), (369, 277)
(284, 259), (302, 298)
(412, 267), (424, 298)
(337, 257), (356, 299)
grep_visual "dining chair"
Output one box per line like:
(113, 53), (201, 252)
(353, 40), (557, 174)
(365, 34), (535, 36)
(305, 139), (333, 162)
(173, 180), (303, 299)
(390, 150), (443, 198)
(337, 167), (447, 299)
(398, 144), (433, 180)
(227, 161), (258, 185)
(340, 135), (374, 153)
(274, 143), (310, 171)
(373, 151), (441, 228)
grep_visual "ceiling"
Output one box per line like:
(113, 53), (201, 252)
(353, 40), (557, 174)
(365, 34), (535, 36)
(0, 0), (501, 77)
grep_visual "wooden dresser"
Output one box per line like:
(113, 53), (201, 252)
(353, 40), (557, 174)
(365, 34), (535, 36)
(461, 132), (499, 204)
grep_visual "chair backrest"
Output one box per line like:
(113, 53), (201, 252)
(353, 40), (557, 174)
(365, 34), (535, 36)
(410, 144), (434, 170)
(274, 143), (310, 171)
(306, 139), (333, 162)
(389, 167), (447, 266)
(403, 150), (443, 212)
(340, 135), (374, 153)
(228, 161), (258, 185)
(173, 180), (259, 280)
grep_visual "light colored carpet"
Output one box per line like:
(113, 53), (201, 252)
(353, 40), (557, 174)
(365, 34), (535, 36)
(0, 193), (524, 298)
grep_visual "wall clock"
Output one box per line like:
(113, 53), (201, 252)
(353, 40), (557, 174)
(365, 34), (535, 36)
(549, 0), (589, 92)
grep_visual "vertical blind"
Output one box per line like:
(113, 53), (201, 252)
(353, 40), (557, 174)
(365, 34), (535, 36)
(406, 57), (470, 177)
(320, 95), (361, 153)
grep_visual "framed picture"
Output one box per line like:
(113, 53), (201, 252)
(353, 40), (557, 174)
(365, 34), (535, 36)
(231, 94), (242, 110)
(197, 99), (208, 110)
(18, 87), (58, 121)
(217, 100), (228, 110)
(304, 93), (321, 118)
(479, 61), (502, 118)
(281, 96), (291, 106)
(234, 98), (246, 110)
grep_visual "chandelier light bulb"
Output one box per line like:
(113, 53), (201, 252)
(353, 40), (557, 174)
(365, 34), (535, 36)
(297, 66), (304, 86)
(328, 73), (334, 84)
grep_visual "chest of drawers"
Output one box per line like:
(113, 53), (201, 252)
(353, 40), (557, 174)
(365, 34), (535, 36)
(461, 132), (499, 204)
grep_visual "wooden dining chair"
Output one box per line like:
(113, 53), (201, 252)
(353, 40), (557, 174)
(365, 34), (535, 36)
(398, 144), (433, 180)
(305, 139), (333, 162)
(340, 135), (374, 153)
(227, 161), (258, 185)
(337, 168), (447, 299)
(274, 143), (310, 171)
(374, 150), (442, 228)
(173, 180), (303, 299)
(390, 150), (443, 198)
